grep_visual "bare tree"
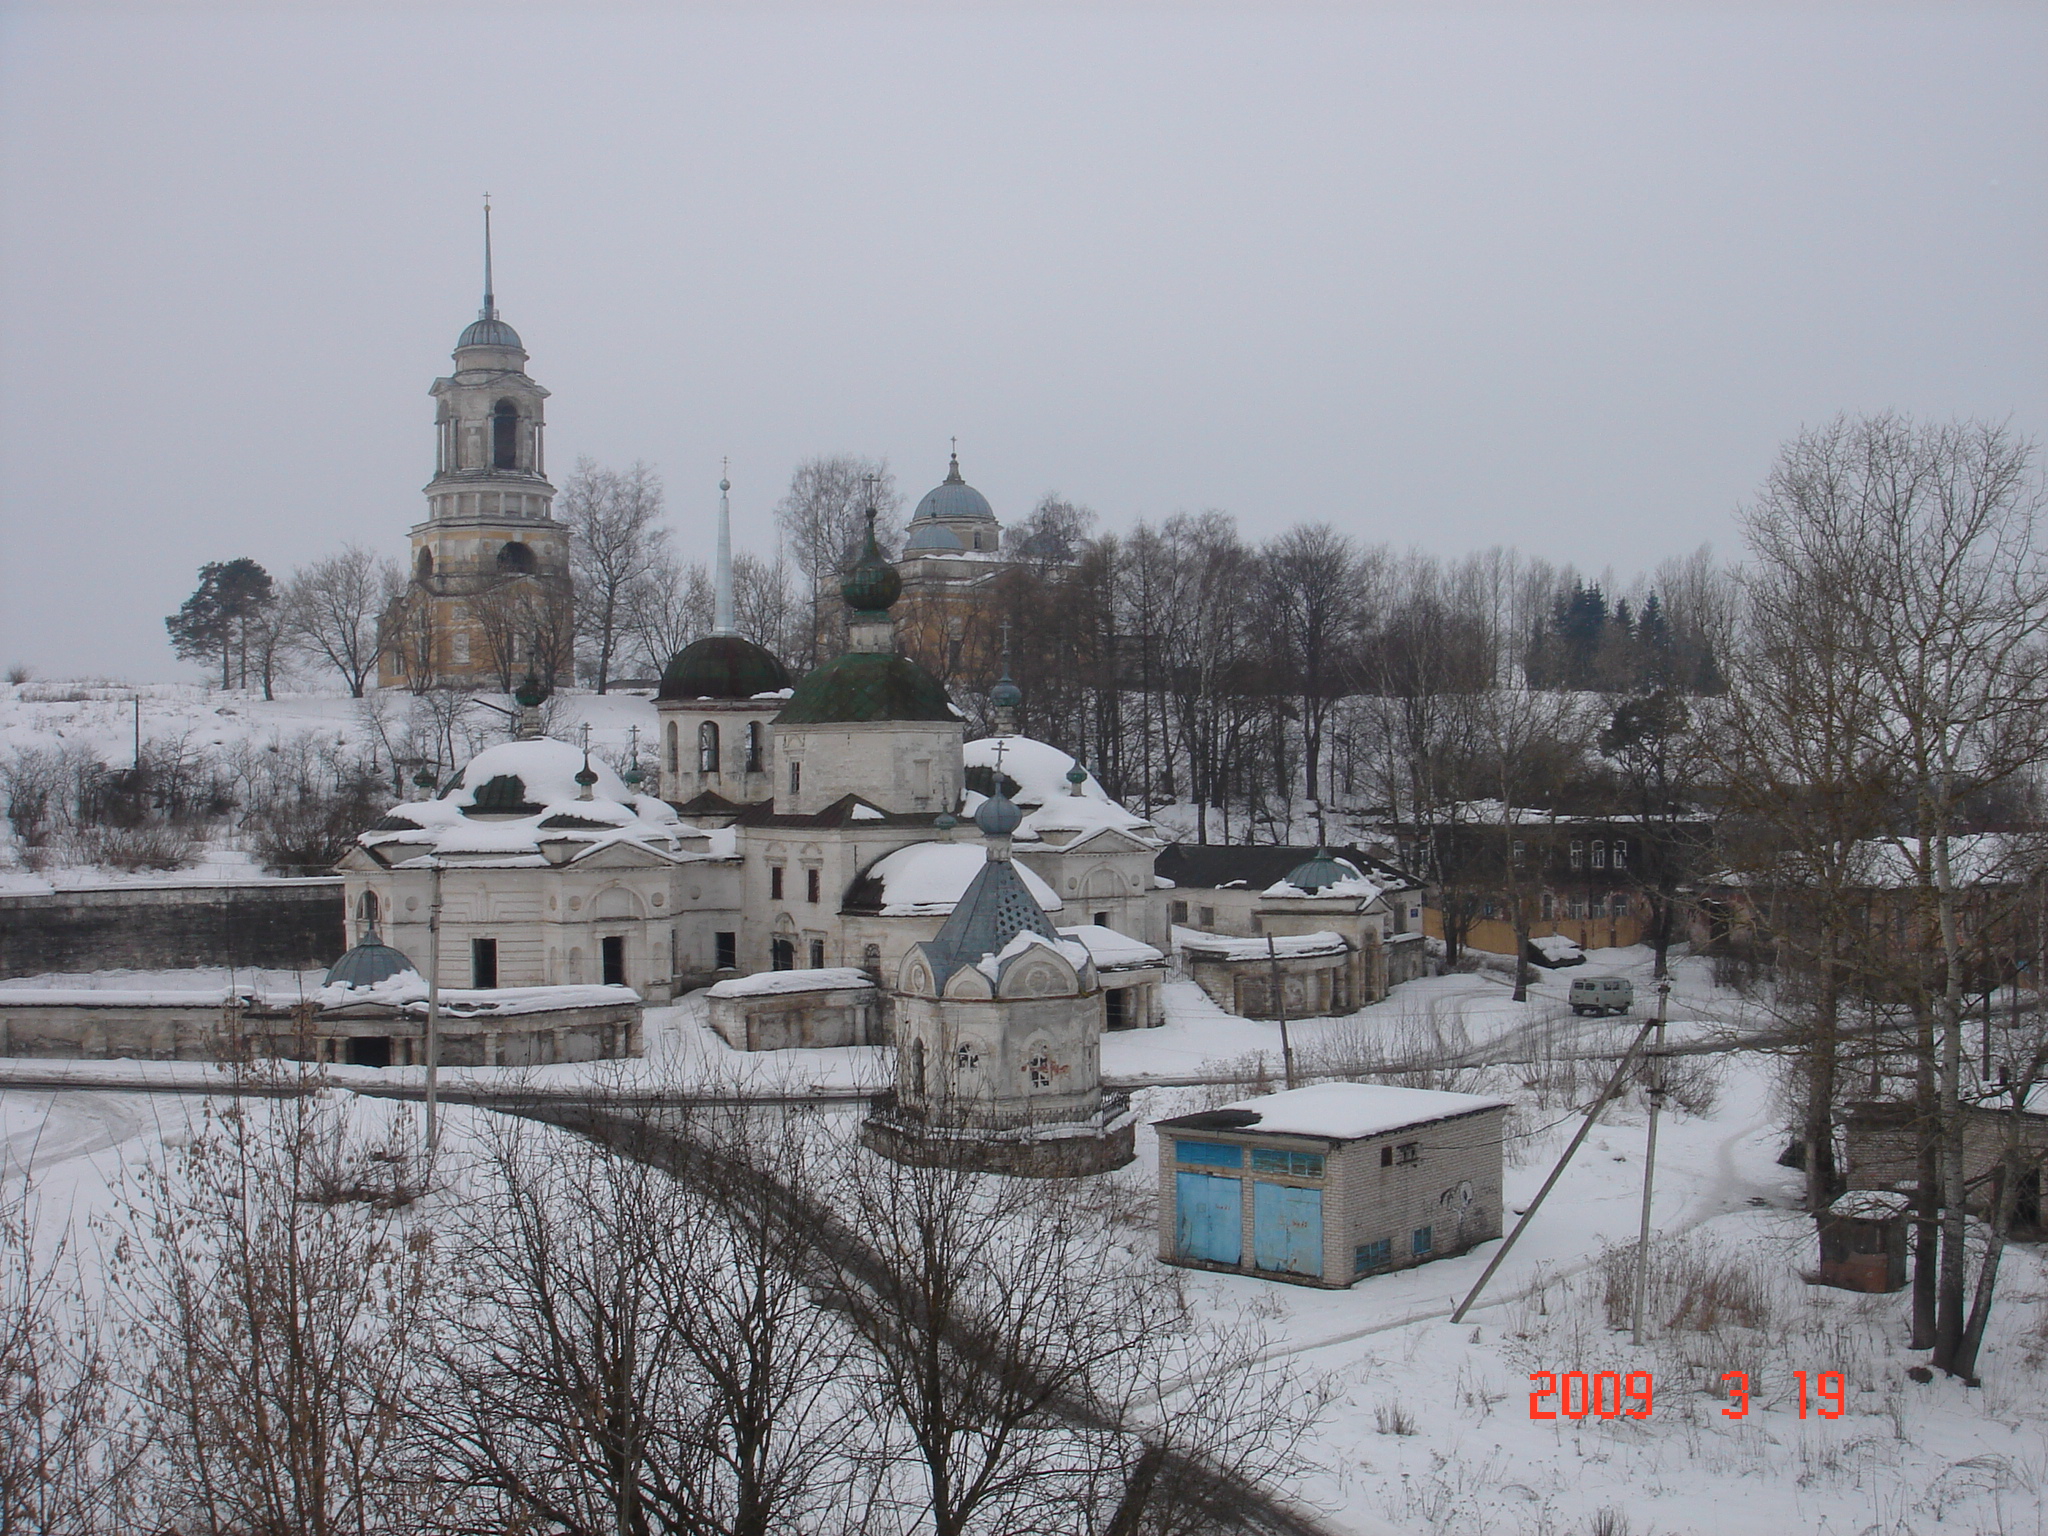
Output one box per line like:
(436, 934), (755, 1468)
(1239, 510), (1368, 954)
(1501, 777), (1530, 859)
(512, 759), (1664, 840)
(1727, 414), (2048, 1376)
(1262, 524), (1364, 835)
(0, 1178), (140, 1536)
(285, 546), (405, 697)
(419, 1099), (855, 1536)
(774, 455), (902, 668)
(111, 1088), (437, 1535)
(621, 551), (714, 680)
(470, 570), (576, 694)
(561, 459), (670, 692)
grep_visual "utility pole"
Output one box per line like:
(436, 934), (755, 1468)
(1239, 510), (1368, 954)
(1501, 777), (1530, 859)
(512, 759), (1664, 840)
(1452, 1015), (1659, 1324)
(425, 858), (443, 1156)
(1267, 933), (1297, 1090)
(132, 693), (142, 771)
(1631, 975), (1671, 1345)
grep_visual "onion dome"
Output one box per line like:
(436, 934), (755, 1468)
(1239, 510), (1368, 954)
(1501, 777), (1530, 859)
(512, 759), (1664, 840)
(1279, 847), (1358, 894)
(514, 674), (549, 709)
(841, 510), (902, 614)
(975, 788), (1022, 838)
(991, 673), (1023, 710)
(912, 449), (997, 523)
(905, 521), (966, 552)
(1065, 764), (1088, 786)
(935, 812), (958, 831)
(657, 634), (792, 701)
(325, 930), (419, 989)
(457, 315), (524, 351)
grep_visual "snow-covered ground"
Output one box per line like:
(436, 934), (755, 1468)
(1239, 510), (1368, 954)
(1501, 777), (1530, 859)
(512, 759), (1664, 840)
(0, 681), (674, 892)
(7, 917), (2046, 1531)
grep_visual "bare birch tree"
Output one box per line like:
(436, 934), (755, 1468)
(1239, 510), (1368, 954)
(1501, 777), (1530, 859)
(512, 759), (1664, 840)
(561, 458), (670, 692)
(283, 545), (406, 698)
(775, 455), (901, 668)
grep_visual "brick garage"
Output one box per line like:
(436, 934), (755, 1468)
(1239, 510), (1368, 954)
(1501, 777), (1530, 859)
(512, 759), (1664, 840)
(1155, 1083), (1508, 1288)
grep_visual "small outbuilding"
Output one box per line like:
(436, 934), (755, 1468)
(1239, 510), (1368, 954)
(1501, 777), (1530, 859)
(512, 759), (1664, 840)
(1815, 1189), (1911, 1293)
(1155, 1082), (1508, 1287)
(704, 967), (881, 1050)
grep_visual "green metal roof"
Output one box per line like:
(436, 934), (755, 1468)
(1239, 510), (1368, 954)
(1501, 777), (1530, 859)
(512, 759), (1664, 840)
(775, 650), (955, 726)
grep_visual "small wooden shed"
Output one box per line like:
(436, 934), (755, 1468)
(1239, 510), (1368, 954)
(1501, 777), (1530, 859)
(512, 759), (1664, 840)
(1155, 1083), (1508, 1288)
(1816, 1189), (1911, 1293)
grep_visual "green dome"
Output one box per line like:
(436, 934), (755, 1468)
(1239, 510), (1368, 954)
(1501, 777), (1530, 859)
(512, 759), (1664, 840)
(776, 650), (955, 725)
(841, 511), (902, 614)
(1279, 848), (1361, 894)
(658, 634), (792, 701)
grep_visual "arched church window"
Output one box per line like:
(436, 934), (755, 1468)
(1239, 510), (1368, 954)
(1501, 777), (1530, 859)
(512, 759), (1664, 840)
(862, 943), (881, 981)
(955, 1040), (979, 1073)
(698, 721), (720, 775)
(910, 1038), (926, 1097)
(1027, 1049), (1054, 1089)
(496, 542), (537, 574)
(666, 722), (679, 776)
(416, 548), (433, 581)
(492, 399), (519, 469)
(745, 721), (764, 773)
(770, 938), (794, 972)
(356, 889), (379, 930)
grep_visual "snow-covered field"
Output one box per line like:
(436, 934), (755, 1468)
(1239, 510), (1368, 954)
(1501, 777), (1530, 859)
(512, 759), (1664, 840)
(8, 946), (2047, 1534)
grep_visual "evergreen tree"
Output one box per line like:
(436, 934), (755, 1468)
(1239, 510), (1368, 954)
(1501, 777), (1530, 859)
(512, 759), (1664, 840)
(165, 559), (275, 688)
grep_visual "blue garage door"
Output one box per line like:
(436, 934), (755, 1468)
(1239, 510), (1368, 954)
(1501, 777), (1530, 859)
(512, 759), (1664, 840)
(1175, 1173), (1242, 1265)
(1253, 1182), (1324, 1278)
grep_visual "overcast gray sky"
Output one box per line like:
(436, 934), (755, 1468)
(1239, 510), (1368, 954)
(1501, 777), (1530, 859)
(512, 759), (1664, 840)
(2, 1), (2042, 680)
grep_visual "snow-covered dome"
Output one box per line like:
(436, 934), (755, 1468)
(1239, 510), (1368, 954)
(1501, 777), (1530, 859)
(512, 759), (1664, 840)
(962, 736), (1109, 807)
(353, 736), (716, 869)
(447, 739), (631, 812)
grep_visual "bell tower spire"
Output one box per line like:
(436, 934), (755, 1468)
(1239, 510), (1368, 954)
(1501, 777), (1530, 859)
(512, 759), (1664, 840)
(481, 192), (496, 321)
(714, 460), (736, 635)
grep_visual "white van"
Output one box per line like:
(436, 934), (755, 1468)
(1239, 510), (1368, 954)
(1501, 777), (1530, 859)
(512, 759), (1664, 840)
(1569, 976), (1634, 1016)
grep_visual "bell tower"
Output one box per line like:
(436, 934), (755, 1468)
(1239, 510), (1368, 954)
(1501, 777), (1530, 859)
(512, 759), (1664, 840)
(380, 201), (573, 691)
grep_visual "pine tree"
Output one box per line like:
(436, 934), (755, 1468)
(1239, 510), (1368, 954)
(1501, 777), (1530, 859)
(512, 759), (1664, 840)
(165, 559), (275, 688)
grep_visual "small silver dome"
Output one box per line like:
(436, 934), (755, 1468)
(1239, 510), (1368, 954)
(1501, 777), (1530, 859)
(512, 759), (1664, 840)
(458, 315), (525, 351)
(905, 521), (966, 551)
(975, 789), (1023, 838)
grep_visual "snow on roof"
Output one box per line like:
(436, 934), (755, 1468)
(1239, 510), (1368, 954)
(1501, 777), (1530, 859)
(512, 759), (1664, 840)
(357, 736), (713, 867)
(706, 967), (874, 998)
(1261, 860), (1383, 902)
(974, 928), (1093, 983)
(963, 735), (1108, 807)
(1171, 925), (1347, 960)
(862, 841), (1061, 916)
(851, 803), (886, 821)
(1020, 794), (1159, 845)
(1168, 1082), (1511, 1141)
(1532, 935), (1584, 962)
(1057, 924), (1165, 969)
(1828, 1189), (1914, 1219)
(1, 978), (640, 1017)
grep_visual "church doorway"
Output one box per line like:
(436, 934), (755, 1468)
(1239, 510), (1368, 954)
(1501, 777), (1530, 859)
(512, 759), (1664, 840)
(346, 1036), (392, 1068)
(601, 936), (626, 987)
(770, 938), (795, 971)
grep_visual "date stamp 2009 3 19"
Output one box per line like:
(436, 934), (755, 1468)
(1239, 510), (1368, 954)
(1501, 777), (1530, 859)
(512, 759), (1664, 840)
(1527, 1371), (1849, 1421)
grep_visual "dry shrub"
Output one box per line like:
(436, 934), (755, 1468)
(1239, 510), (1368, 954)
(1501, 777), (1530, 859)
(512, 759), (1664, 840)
(1599, 1236), (1772, 1335)
(1373, 1400), (1417, 1435)
(76, 823), (198, 872)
